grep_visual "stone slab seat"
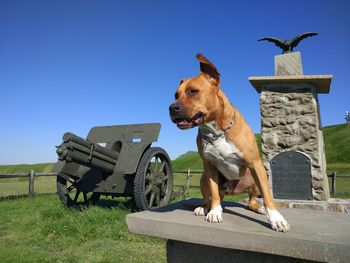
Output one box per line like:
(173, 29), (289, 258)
(126, 198), (350, 263)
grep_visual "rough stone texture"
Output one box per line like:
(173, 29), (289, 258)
(272, 198), (350, 213)
(259, 86), (330, 200)
(126, 199), (350, 263)
(275, 52), (303, 76)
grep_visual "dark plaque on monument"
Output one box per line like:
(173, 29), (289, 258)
(271, 151), (313, 200)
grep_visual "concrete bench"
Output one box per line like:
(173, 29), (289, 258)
(126, 198), (350, 263)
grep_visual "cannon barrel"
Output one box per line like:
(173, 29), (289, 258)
(56, 132), (119, 173)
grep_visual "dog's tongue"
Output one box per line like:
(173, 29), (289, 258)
(177, 115), (203, 129)
(177, 120), (193, 129)
(193, 116), (203, 125)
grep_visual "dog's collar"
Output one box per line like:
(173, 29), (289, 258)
(222, 108), (236, 133)
(199, 109), (236, 142)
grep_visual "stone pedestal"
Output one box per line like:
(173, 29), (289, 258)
(250, 75), (332, 201)
(126, 199), (350, 263)
(249, 52), (332, 201)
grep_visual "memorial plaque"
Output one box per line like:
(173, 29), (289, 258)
(271, 151), (312, 200)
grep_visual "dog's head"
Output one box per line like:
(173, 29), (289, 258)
(169, 54), (222, 130)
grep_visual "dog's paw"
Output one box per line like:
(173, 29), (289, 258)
(266, 209), (290, 232)
(206, 205), (223, 223)
(257, 206), (266, 215)
(194, 206), (207, 216)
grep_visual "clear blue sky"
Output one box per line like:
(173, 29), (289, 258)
(1, 0), (349, 164)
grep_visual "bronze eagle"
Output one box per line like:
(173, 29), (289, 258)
(258, 32), (318, 54)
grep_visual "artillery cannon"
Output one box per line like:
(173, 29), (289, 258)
(54, 123), (173, 211)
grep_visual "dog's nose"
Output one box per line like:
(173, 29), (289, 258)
(169, 103), (182, 114)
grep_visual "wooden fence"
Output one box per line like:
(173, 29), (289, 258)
(0, 170), (346, 199)
(173, 170), (343, 195)
(0, 171), (57, 198)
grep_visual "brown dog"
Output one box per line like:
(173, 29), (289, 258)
(169, 54), (290, 232)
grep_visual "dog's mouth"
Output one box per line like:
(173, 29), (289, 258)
(174, 112), (204, 130)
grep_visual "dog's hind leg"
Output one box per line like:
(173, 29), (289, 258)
(247, 184), (266, 215)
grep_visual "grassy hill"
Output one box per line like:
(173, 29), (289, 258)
(172, 124), (349, 172)
(0, 124), (348, 174)
(171, 151), (203, 171)
(0, 163), (55, 174)
(323, 124), (350, 163)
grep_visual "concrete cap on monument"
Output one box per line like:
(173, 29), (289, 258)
(249, 75), (332, 94)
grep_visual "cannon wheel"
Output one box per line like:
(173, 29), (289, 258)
(134, 147), (173, 211)
(56, 176), (101, 208)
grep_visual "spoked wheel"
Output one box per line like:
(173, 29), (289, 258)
(56, 175), (100, 209)
(134, 147), (173, 211)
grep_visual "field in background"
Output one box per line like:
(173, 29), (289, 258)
(0, 176), (56, 197)
(323, 124), (350, 165)
(1, 123), (349, 199)
(0, 163), (54, 174)
(1, 124), (348, 174)
(1, 171), (348, 199)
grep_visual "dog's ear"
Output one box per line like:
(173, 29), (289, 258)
(196, 54), (220, 83)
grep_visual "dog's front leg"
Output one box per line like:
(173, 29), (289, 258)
(249, 159), (290, 232)
(203, 161), (223, 223)
(194, 173), (210, 216)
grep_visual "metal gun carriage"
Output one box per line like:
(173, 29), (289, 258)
(55, 123), (173, 211)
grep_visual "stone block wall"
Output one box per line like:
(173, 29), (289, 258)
(260, 86), (330, 200)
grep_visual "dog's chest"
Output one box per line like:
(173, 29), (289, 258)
(200, 122), (243, 180)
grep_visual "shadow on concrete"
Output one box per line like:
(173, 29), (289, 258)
(224, 207), (271, 229)
(153, 198), (270, 229)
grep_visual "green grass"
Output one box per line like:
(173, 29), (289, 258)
(327, 163), (350, 175)
(172, 151), (203, 171)
(0, 176), (56, 197)
(0, 177), (247, 263)
(0, 163), (54, 174)
(328, 173), (350, 199)
(323, 124), (350, 164)
(0, 195), (166, 263)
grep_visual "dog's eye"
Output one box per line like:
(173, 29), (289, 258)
(175, 92), (179, 100)
(186, 88), (199, 96)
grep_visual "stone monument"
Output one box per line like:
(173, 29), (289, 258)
(249, 35), (332, 201)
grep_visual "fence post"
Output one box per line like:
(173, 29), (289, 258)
(185, 169), (191, 192)
(28, 170), (35, 197)
(331, 172), (336, 194)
